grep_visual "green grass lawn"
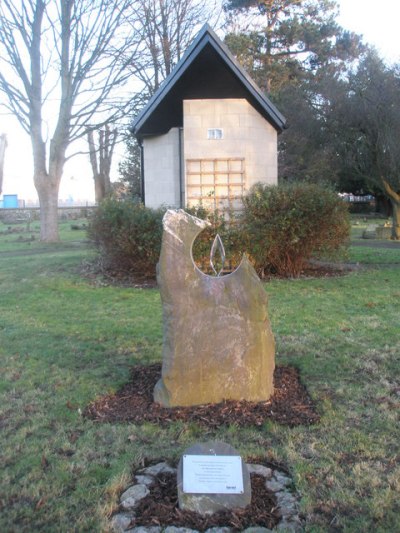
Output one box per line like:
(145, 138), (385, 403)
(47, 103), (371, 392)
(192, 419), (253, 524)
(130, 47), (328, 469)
(348, 245), (400, 264)
(0, 219), (399, 532)
(349, 215), (389, 239)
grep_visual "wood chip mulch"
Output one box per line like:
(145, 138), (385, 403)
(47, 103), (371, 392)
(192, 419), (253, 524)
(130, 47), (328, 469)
(84, 364), (319, 428)
(127, 471), (280, 531)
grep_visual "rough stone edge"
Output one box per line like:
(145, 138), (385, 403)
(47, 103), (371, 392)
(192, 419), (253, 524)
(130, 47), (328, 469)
(111, 462), (304, 533)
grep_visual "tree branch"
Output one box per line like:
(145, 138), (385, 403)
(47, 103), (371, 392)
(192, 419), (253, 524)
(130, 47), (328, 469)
(382, 178), (400, 203)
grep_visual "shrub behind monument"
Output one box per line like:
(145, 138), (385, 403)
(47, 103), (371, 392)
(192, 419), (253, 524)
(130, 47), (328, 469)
(88, 200), (241, 278)
(88, 183), (350, 279)
(88, 197), (165, 277)
(242, 183), (350, 277)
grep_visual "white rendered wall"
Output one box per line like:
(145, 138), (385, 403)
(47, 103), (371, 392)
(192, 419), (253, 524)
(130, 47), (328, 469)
(183, 98), (278, 199)
(143, 127), (181, 209)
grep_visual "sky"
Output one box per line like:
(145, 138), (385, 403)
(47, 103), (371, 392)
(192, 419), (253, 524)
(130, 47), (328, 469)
(337, 0), (400, 63)
(1, 0), (400, 205)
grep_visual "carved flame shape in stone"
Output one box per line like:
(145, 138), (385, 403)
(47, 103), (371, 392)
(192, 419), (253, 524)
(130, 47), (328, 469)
(210, 233), (226, 277)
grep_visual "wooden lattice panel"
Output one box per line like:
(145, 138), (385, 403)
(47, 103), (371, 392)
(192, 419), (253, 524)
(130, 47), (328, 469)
(186, 158), (245, 212)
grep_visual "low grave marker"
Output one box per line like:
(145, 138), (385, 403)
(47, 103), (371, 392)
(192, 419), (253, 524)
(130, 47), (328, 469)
(177, 441), (251, 515)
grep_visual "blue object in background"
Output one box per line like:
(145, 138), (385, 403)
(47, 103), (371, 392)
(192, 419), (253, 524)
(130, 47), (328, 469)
(2, 194), (18, 208)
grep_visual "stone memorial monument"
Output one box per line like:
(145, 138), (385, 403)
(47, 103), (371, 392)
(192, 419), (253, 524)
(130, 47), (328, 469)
(177, 441), (251, 515)
(154, 209), (275, 407)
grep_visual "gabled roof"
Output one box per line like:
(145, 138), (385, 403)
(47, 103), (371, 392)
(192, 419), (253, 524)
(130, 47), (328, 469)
(130, 24), (286, 138)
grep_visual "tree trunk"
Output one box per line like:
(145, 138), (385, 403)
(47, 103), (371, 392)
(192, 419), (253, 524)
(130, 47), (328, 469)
(391, 199), (400, 240)
(382, 178), (400, 240)
(35, 173), (61, 242)
(0, 133), (7, 195)
(88, 127), (116, 203)
(94, 173), (106, 204)
(103, 173), (111, 196)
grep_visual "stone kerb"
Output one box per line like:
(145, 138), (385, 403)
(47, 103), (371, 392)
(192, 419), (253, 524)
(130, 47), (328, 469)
(111, 458), (303, 533)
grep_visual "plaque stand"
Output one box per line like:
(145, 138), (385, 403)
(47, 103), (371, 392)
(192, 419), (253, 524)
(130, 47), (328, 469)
(177, 441), (251, 515)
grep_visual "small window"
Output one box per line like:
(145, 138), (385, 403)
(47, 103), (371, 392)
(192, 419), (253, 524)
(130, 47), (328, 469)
(207, 128), (223, 140)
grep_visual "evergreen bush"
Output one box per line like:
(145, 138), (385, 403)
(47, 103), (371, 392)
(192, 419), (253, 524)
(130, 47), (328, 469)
(88, 200), (244, 278)
(242, 183), (350, 277)
(88, 198), (165, 278)
(88, 184), (350, 280)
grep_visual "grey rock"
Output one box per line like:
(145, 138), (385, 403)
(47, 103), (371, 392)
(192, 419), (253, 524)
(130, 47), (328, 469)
(362, 225), (378, 239)
(275, 492), (299, 518)
(246, 464), (273, 479)
(273, 472), (291, 487)
(120, 484), (150, 510)
(265, 479), (286, 493)
(134, 474), (154, 486)
(110, 512), (134, 532)
(266, 471), (293, 493)
(275, 491), (298, 507)
(275, 519), (303, 532)
(140, 462), (176, 476)
(177, 441), (251, 515)
(154, 209), (275, 407)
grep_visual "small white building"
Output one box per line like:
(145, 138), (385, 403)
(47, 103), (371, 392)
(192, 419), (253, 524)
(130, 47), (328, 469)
(131, 25), (286, 212)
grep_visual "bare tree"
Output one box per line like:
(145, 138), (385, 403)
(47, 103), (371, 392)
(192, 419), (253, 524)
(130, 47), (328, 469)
(0, 0), (139, 241)
(129, 0), (220, 95)
(0, 133), (7, 195)
(88, 126), (118, 204)
(118, 0), (220, 193)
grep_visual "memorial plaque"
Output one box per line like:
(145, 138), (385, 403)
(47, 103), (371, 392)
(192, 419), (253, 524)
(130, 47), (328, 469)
(183, 454), (244, 494)
(177, 441), (251, 515)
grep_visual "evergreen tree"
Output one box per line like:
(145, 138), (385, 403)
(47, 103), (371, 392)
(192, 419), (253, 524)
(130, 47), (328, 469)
(118, 135), (142, 199)
(332, 52), (400, 238)
(224, 0), (362, 93)
(223, 0), (363, 187)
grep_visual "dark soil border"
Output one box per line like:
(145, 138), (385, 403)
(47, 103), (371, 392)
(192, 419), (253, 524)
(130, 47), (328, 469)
(85, 364), (319, 428)
(126, 470), (281, 531)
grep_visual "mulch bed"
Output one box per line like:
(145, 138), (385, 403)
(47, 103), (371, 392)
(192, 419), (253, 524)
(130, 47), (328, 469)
(126, 471), (280, 531)
(85, 363), (319, 428)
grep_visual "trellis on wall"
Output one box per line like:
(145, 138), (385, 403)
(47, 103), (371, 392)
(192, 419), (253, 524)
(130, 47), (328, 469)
(186, 158), (245, 213)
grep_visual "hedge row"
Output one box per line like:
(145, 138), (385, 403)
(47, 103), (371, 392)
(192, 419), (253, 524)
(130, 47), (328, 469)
(88, 183), (350, 279)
